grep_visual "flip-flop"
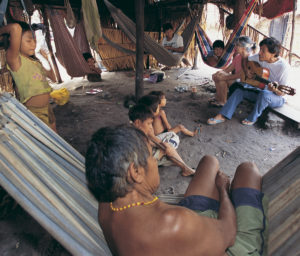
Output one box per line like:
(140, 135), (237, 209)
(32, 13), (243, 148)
(241, 119), (254, 126)
(86, 88), (103, 95)
(207, 117), (225, 125)
(208, 97), (216, 102)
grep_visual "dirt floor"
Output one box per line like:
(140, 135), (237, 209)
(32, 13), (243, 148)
(1, 66), (300, 255)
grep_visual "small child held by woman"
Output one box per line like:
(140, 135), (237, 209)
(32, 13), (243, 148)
(148, 91), (198, 137)
(0, 22), (57, 131)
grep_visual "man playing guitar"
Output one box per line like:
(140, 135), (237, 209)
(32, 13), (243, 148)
(207, 37), (290, 126)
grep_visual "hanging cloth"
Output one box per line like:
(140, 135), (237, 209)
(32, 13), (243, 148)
(81, 0), (102, 51)
(103, 0), (199, 67)
(46, 8), (94, 77)
(261, 0), (294, 19)
(65, 0), (76, 29)
(195, 0), (258, 69)
(74, 17), (91, 54)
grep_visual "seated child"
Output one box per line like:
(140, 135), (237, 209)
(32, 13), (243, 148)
(205, 40), (225, 67)
(82, 52), (102, 82)
(148, 91), (198, 137)
(129, 103), (195, 176)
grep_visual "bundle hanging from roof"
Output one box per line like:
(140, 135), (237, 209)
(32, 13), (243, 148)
(195, 0), (258, 69)
(103, 0), (199, 67)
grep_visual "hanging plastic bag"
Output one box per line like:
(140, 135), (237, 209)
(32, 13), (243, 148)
(50, 88), (70, 105)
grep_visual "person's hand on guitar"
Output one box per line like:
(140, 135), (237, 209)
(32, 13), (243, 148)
(268, 82), (285, 96)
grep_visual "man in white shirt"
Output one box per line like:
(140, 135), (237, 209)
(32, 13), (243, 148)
(161, 23), (190, 68)
(207, 37), (290, 126)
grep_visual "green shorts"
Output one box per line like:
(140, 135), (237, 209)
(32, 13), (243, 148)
(178, 188), (268, 256)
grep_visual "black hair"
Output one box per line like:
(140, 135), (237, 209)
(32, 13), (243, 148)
(213, 40), (225, 49)
(128, 104), (154, 122)
(16, 21), (31, 33)
(85, 125), (150, 202)
(82, 52), (93, 61)
(259, 37), (281, 57)
(163, 23), (173, 33)
(138, 95), (159, 114)
(148, 91), (165, 104)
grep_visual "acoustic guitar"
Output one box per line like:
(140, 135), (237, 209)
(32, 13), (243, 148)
(241, 61), (296, 96)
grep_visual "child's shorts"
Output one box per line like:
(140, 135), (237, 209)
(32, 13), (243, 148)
(153, 132), (180, 166)
(27, 104), (56, 127)
(178, 188), (268, 256)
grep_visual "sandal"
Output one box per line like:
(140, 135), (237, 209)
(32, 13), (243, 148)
(207, 117), (225, 125)
(241, 119), (254, 126)
(208, 97), (216, 102)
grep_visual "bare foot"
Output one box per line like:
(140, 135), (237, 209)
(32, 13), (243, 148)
(192, 126), (201, 136)
(181, 167), (195, 177)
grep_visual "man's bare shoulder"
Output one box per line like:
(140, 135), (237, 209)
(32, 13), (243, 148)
(157, 203), (206, 232)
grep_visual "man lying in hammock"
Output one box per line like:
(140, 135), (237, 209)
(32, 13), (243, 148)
(161, 23), (191, 69)
(85, 125), (267, 256)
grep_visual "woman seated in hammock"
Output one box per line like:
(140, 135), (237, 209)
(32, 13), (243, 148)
(209, 36), (256, 107)
(205, 40), (225, 67)
(161, 23), (191, 69)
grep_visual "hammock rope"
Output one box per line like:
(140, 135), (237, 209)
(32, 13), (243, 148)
(195, 0), (258, 68)
(103, 0), (199, 67)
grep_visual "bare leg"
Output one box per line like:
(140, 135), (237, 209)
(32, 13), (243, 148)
(184, 155), (220, 200)
(158, 146), (195, 176)
(170, 124), (198, 137)
(231, 162), (262, 191)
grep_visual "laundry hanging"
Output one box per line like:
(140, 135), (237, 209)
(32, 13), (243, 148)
(195, 0), (258, 69)
(103, 0), (199, 67)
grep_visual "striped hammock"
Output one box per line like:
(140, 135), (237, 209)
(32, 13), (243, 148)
(195, 0), (258, 69)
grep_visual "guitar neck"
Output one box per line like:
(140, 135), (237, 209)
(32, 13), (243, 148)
(253, 75), (270, 85)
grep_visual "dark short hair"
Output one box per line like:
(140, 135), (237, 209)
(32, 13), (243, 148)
(128, 104), (154, 122)
(82, 52), (93, 61)
(259, 37), (281, 57)
(149, 91), (165, 104)
(16, 21), (31, 33)
(213, 40), (225, 49)
(85, 125), (150, 202)
(138, 95), (159, 113)
(163, 23), (173, 32)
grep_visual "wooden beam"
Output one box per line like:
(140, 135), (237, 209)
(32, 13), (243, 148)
(41, 6), (63, 83)
(289, 0), (297, 64)
(135, 0), (145, 100)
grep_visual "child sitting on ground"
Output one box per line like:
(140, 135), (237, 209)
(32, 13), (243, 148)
(128, 103), (195, 176)
(0, 22), (57, 132)
(148, 91), (198, 137)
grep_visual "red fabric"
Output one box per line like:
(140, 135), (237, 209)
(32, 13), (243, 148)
(74, 19), (91, 54)
(46, 8), (93, 77)
(261, 0), (294, 19)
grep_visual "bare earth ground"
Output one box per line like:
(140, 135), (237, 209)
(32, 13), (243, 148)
(1, 66), (300, 255)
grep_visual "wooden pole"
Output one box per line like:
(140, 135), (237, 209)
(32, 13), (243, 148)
(41, 6), (63, 83)
(135, 0), (145, 100)
(289, 0), (297, 65)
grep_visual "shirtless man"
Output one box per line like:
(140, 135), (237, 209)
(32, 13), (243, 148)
(85, 125), (267, 256)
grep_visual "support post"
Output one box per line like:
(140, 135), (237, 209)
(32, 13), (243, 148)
(41, 6), (62, 83)
(289, 0), (297, 65)
(135, 0), (145, 100)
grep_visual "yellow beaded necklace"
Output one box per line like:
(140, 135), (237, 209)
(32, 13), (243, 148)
(110, 196), (158, 212)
